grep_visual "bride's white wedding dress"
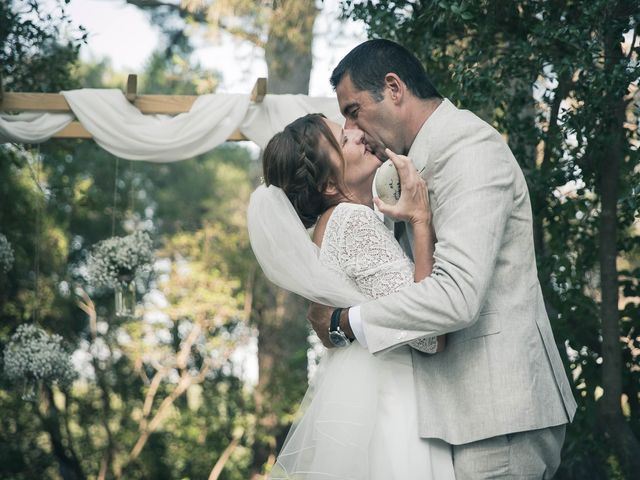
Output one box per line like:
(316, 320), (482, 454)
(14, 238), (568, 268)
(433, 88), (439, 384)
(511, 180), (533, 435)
(268, 202), (455, 480)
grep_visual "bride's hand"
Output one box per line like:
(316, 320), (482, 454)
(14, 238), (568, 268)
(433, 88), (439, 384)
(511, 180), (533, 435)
(374, 148), (432, 225)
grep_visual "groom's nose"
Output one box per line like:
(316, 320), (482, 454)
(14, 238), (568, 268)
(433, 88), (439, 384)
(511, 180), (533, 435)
(344, 117), (357, 129)
(345, 128), (365, 143)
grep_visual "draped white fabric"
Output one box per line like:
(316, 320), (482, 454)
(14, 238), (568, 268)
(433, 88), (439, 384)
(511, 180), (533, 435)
(0, 89), (343, 161)
(239, 94), (343, 149)
(0, 111), (75, 143)
(248, 185), (368, 308)
(62, 90), (251, 162)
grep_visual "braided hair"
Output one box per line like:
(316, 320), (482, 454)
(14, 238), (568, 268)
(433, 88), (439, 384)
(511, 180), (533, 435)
(263, 114), (344, 228)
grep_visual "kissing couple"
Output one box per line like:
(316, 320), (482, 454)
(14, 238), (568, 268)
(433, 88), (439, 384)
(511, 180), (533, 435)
(248, 39), (577, 479)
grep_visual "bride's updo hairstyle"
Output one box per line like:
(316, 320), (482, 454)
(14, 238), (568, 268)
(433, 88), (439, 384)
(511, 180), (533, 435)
(263, 113), (344, 228)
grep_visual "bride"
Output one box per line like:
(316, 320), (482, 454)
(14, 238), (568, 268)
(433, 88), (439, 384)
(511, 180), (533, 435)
(248, 113), (455, 479)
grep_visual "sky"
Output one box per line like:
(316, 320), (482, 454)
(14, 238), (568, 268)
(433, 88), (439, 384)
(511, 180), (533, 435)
(61, 0), (368, 96)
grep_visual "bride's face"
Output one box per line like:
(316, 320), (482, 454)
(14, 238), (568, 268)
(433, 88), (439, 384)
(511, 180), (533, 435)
(323, 119), (381, 194)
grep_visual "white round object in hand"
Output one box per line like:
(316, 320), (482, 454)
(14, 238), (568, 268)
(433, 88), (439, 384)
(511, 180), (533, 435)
(374, 159), (401, 205)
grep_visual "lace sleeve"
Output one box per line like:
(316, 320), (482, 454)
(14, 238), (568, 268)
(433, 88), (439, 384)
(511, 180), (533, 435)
(327, 205), (439, 354)
(336, 205), (414, 299)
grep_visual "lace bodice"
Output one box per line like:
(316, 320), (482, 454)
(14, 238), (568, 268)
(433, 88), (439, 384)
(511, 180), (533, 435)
(319, 203), (438, 354)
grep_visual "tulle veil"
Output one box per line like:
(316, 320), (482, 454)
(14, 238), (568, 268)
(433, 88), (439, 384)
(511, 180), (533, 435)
(247, 185), (385, 479)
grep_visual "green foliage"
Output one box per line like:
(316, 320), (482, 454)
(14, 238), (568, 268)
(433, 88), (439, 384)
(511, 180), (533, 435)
(142, 50), (221, 95)
(0, 1), (265, 478)
(341, 0), (640, 477)
(0, 0), (86, 91)
(1, 130), (258, 478)
(3, 324), (77, 400)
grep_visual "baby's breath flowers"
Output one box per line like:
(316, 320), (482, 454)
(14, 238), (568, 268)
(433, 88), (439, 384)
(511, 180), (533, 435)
(3, 324), (77, 401)
(0, 234), (15, 274)
(87, 231), (153, 288)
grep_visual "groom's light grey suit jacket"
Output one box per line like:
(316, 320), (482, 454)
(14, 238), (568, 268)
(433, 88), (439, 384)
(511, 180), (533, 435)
(363, 99), (577, 445)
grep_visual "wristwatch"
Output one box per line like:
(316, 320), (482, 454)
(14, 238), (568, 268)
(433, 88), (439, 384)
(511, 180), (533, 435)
(328, 308), (353, 347)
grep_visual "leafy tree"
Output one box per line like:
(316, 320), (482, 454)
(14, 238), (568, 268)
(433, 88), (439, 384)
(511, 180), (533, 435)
(341, 0), (640, 477)
(0, 0), (86, 92)
(1, 2), (86, 477)
(1, 2), (261, 478)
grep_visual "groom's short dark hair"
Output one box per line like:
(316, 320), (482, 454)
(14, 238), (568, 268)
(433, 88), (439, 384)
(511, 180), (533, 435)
(330, 39), (441, 101)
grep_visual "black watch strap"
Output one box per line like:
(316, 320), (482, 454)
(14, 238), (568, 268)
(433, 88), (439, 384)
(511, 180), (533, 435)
(330, 307), (344, 332)
(330, 307), (354, 342)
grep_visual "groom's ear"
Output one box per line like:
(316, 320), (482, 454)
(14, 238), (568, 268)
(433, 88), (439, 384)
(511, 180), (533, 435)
(384, 73), (404, 104)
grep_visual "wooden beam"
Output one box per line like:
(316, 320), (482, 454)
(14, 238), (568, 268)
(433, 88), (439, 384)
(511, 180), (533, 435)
(251, 77), (267, 103)
(133, 95), (198, 114)
(227, 130), (249, 141)
(49, 122), (248, 141)
(1, 92), (72, 112)
(55, 121), (92, 139)
(0, 77), (266, 141)
(0, 92), (198, 114)
(126, 74), (137, 102)
(0, 78), (268, 114)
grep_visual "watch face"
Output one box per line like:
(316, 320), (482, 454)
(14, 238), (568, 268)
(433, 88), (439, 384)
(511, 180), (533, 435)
(329, 331), (349, 347)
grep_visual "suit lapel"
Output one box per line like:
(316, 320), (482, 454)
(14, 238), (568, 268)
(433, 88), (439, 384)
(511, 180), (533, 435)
(394, 220), (405, 241)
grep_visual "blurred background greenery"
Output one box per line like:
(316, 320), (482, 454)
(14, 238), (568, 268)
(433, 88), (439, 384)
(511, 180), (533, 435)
(0, 1), (638, 478)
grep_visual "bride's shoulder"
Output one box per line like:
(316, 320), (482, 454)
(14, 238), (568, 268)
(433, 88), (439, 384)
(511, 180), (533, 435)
(314, 203), (374, 246)
(333, 202), (377, 215)
(333, 201), (373, 217)
(331, 203), (382, 230)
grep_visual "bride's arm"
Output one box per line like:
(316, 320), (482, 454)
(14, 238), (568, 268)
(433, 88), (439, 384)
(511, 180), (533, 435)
(411, 217), (435, 283)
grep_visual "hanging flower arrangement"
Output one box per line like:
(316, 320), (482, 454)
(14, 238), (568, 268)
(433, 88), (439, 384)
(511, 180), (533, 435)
(0, 234), (15, 274)
(3, 324), (77, 401)
(86, 231), (153, 316)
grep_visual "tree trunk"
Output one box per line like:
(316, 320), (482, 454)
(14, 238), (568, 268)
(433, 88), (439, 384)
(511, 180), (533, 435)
(265, 0), (318, 95)
(249, 2), (318, 477)
(536, 73), (572, 325)
(597, 14), (640, 476)
(37, 385), (86, 480)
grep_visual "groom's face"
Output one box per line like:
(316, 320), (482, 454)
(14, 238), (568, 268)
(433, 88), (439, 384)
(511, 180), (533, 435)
(336, 74), (400, 161)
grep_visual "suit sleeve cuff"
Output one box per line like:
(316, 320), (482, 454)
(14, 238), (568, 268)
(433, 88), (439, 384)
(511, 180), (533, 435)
(348, 306), (368, 348)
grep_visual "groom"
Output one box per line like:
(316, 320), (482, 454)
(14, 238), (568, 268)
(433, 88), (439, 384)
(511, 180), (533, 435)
(308, 39), (577, 478)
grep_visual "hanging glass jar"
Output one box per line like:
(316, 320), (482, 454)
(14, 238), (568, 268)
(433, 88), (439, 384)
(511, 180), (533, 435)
(87, 231), (152, 318)
(115, 278), (136, 317)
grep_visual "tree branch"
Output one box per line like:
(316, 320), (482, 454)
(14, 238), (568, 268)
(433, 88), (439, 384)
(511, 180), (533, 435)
(141, 366), (168, 422)
(124, 0), (208, 22)
(123, 0), (265, 48)
(75, 288), (116, 480)
(208, 431), (243, 480)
